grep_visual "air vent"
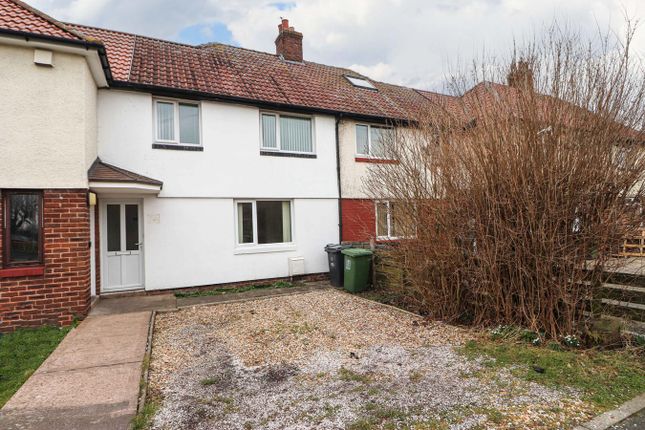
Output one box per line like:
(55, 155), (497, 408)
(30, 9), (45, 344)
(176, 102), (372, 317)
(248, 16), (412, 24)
(34, 49), (53, 67)
(288, 257), (305, 277)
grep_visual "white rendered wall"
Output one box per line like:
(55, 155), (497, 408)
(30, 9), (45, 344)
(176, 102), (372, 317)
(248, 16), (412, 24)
(339, 119), (372, 199)
(141, 197), (338, 290)
(97, 90), (338, 199)
(0, 44), (97, 188)
(97, 89), (340, 289)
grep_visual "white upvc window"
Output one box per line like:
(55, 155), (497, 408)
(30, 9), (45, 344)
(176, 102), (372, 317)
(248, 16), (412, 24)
(235, 200), (294, 250)
(356, 124), (392, 158)
(376, 201), (399, 240)
(260, 112), (314, 154)
(154, 99), (201, 145)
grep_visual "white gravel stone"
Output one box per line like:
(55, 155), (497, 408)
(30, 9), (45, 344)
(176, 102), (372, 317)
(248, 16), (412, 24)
(148, 289), (591, 429)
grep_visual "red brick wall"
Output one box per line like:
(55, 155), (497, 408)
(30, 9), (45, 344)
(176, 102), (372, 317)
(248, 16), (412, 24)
(341, 199), (376, 243)
(94, 203), (101, 296)
(0, 189), (91, 332)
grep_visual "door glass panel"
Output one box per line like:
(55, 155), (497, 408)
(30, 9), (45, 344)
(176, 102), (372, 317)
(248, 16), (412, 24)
(125, 204), (139, 251)
(107, 204), (121, 252)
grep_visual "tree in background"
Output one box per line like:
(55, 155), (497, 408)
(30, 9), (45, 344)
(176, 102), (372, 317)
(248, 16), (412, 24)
(365, 22), (645, 339)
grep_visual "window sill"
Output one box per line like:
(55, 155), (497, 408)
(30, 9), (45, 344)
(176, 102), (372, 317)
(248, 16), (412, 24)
(260, 151), (316, 159)
(355, 157), (398, 164)
(152, 143), (204, 152)
(0, 265), (45, 278)
(234, 244), (297, 255)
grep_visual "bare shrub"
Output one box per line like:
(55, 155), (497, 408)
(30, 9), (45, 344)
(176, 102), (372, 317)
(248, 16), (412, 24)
(365, 23), (645, 338)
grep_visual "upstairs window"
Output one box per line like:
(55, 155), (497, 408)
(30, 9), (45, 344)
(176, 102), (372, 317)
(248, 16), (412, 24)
(155, 99), (200, 145)
(261, 112), (314, 154)
(356, 124), (392, 158)
(3, 191), (43, 265)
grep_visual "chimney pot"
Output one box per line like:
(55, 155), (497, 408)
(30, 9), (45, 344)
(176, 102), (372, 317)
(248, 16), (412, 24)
(507, 60), (534, 91)
(275, 18), (303, 62)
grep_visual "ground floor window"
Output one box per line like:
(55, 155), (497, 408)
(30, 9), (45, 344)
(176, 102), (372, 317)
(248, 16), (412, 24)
(236, 200), (293, 246)
(3, 190), (43, 265)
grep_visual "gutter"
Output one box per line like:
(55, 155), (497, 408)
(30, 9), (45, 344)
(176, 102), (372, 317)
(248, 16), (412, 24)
(0, 29), (113, 82)
(110, 80), (413, 126)
(335, 114), (343, 243)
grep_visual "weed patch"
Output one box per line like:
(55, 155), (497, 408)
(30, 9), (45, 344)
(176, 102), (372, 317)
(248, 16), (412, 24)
(174, 281), (297, 298)
(131, 401), (159, 430)
(459, 339), (645, 409)
(338, 367), (372, 384)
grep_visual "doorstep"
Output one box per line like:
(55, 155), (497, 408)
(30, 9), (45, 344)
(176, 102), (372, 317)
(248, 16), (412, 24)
(90, 293), (177, 316)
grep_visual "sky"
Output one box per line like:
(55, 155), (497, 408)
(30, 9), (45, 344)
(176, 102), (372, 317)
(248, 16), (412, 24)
(30, 0), (645, 92)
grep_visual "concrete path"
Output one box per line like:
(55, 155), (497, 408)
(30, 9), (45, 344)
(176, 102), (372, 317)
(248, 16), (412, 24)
(0, 311), (151, 430)
(0, 283), (330, 429)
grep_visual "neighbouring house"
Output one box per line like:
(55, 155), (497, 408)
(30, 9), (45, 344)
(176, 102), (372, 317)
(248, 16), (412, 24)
(0, 0), (444, 331)
(0, 0), (108, 330)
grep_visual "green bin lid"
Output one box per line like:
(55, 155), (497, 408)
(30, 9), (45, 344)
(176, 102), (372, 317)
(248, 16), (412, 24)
(341, 248), (373, 257)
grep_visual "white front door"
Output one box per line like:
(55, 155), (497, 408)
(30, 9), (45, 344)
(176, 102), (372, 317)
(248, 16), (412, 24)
(101, 200), (143, 292)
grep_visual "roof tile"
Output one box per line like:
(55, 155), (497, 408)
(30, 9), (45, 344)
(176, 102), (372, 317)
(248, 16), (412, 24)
(88, 158), (163, 187)
(0, 0), (83, 41)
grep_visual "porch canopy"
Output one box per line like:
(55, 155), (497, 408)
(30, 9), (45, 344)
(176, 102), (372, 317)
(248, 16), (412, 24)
(88, 158), (163, 194)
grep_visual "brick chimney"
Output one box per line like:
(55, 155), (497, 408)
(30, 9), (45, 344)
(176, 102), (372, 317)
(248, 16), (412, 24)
(507, 60), (534, 91)
(275, 18), (303, 62)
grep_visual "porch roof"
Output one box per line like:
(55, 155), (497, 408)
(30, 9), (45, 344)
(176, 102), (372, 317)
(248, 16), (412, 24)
(88, 158), (163, 193)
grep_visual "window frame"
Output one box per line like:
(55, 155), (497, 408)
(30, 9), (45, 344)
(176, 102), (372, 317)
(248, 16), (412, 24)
(260, 111), (316, 155)
(375, 200), (404, 241)
(345, 75), (377, 90)
(234, 199), (296, 252)
(2, 190), (44, 267)
(153, 98), (202, 146)
(355, 123), (393, 158)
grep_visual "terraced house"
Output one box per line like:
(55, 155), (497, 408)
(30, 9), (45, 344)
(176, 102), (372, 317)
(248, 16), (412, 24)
(4, 0), (548, 331)
(0, 0), (438, 330)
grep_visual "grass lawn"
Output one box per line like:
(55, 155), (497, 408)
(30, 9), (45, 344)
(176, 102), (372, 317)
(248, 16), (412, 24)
(459, 338), (645, 411)
(0, 326), (72, 408)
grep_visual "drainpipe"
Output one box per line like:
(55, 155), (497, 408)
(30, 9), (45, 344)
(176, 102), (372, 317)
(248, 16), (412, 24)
(335, 114), (343, 243)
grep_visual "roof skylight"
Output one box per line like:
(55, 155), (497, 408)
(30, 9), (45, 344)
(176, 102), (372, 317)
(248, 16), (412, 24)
(345, 76), (377, 90)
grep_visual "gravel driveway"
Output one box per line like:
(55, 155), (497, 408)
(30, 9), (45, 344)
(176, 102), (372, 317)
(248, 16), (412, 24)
(148, 289), (593, 429)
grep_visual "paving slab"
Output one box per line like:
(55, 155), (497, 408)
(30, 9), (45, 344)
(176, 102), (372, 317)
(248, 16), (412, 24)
(575, 393), (645, 430)
(0, 311), (151, 430)
(608, 407), (645, 429)
(39, 313), (150, 372)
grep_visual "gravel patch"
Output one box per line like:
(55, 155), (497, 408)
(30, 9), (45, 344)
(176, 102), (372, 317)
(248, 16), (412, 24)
(148, 289), (593, 429)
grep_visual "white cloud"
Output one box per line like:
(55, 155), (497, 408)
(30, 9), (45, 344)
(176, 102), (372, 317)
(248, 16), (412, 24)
(28, 0), (645, 91)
